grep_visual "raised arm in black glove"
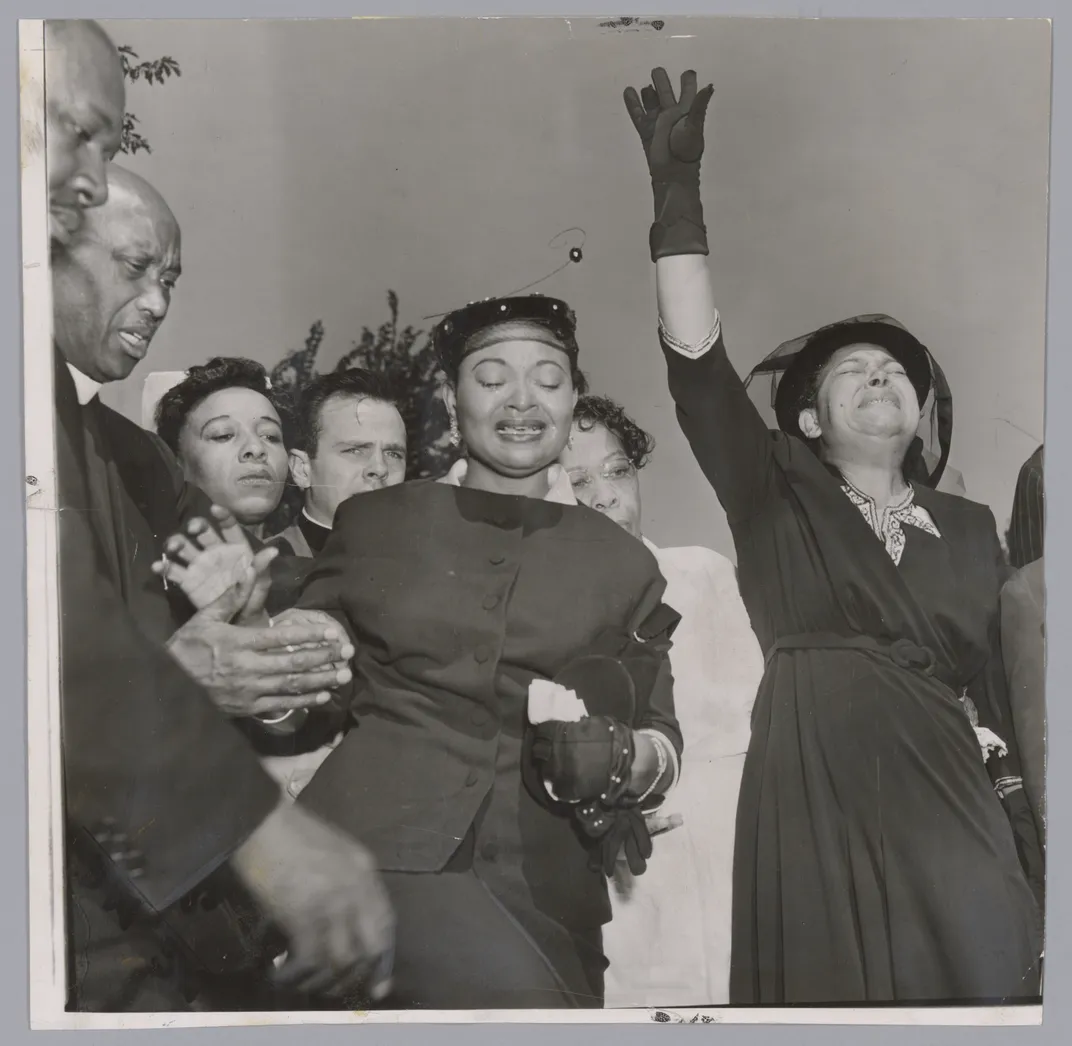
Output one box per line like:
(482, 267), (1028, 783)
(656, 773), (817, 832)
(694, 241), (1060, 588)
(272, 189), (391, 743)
(623, 67), (713, 261)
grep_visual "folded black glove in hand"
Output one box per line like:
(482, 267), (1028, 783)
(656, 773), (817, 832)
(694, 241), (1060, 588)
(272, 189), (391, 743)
(530, 715), (635, 805)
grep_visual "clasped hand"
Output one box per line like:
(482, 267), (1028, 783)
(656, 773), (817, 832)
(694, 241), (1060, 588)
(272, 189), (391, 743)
(158, 506), (353, 718)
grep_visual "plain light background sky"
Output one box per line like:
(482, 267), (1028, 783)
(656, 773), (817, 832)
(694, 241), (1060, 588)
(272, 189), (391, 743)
(97, 16), (1050, 559)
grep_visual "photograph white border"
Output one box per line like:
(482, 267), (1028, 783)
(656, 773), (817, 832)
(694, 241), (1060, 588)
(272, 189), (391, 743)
(19, 12), (1047, 1030)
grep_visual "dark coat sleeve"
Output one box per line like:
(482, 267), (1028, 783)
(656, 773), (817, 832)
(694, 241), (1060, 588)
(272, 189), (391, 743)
(661, 328), (783, 525)
(629, 581), (683, 763)
(1007, 447), (1044, 569)
(964, 509), (1045, 904)
(1000, 561), (1046, 841)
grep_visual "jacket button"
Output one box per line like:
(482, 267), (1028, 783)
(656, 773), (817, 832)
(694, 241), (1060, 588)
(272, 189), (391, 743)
(465, 770), (480, 787)
(482, 594), (499, 611)
(481, 842), (499, 862)
(474, 646), (491, 664)
(489, 554), (506, 566)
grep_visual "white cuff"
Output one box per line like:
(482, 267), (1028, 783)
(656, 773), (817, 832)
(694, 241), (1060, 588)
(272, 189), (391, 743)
(658, 311), (721, 360)
(994, 775), (1024, 798)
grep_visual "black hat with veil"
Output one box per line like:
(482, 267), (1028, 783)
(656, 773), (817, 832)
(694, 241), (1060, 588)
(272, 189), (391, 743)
(743, 313), (954, 489)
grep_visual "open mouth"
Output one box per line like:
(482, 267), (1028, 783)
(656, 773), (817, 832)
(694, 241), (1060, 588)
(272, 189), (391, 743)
(117, 330), (151, 359)
(495, 420), (547, 443)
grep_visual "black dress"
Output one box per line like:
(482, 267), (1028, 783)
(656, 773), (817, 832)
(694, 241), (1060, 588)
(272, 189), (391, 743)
(661, 326), (1042, 1004)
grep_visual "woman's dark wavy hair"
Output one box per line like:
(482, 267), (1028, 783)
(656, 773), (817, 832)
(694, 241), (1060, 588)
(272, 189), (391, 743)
(155, 356), (294, 454)
(573, 394), (655, 470)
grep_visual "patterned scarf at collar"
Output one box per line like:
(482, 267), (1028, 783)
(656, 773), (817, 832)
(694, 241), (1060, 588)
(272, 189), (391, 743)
(840, 480), (941, 565)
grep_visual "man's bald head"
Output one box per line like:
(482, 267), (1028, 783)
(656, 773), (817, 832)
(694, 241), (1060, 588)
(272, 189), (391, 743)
(80, 163), (181, 243)
(44, 20), (125, 246)
(54, 164), (182, 385)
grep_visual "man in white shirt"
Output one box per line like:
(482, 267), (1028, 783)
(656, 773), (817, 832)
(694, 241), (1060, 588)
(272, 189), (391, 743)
(560, 394), (764, 1007)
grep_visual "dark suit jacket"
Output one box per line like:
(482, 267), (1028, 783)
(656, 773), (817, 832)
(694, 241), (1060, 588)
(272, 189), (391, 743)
(54, 350), (280, 1007)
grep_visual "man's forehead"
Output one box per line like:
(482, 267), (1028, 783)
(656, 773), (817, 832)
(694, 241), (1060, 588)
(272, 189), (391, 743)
(83, 192), (180, 258)
(322, 394), (404, 432)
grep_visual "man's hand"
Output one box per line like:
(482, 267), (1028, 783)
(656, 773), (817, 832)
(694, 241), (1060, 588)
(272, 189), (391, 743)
(167, 604), (355, 718)
(231, 801), (395, 1002)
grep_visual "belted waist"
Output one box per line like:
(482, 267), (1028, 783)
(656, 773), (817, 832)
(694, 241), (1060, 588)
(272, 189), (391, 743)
(764, 632), (960, 692)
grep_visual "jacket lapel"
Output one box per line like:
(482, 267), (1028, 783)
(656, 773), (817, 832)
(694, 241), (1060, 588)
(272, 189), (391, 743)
(54, 348), (125, 587)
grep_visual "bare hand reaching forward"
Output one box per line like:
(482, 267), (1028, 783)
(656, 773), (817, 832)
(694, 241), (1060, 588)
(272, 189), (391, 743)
(231, 801), (395, 1003)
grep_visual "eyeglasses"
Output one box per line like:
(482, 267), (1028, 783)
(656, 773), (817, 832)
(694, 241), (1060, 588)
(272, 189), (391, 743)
(566, 460), (637, 491)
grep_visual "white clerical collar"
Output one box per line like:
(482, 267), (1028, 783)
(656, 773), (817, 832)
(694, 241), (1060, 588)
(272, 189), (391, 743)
(642, 535), (660, 554)
(301, 506), (332, 531)
(67, 364), (103, 406)
(437, 458), (578, 505)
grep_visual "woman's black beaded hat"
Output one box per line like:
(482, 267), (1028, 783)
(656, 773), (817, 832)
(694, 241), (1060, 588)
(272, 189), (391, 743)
(433, 294), (580, 378)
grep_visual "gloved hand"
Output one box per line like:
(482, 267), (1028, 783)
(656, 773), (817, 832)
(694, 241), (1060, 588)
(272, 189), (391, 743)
(530, 716), (634, 804)
(623, 67), (714, 260)
(575, 801), (655, 878)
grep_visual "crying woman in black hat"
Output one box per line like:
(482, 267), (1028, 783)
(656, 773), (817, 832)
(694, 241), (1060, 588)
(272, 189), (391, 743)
(625, 65), (1042, 1006)
(777, 318), (946, 486)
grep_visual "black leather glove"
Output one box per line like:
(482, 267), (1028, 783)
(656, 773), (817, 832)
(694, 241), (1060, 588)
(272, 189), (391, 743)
(623, 67), (714, 261)
(576, 801), (656, 878)
(530, 716), (635, 804)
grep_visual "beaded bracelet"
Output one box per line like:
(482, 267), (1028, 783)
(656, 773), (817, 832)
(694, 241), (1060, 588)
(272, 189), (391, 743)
(633, 732), (669, 808)
(597, 719), (634, 807)
(658, 314), (721, 359)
